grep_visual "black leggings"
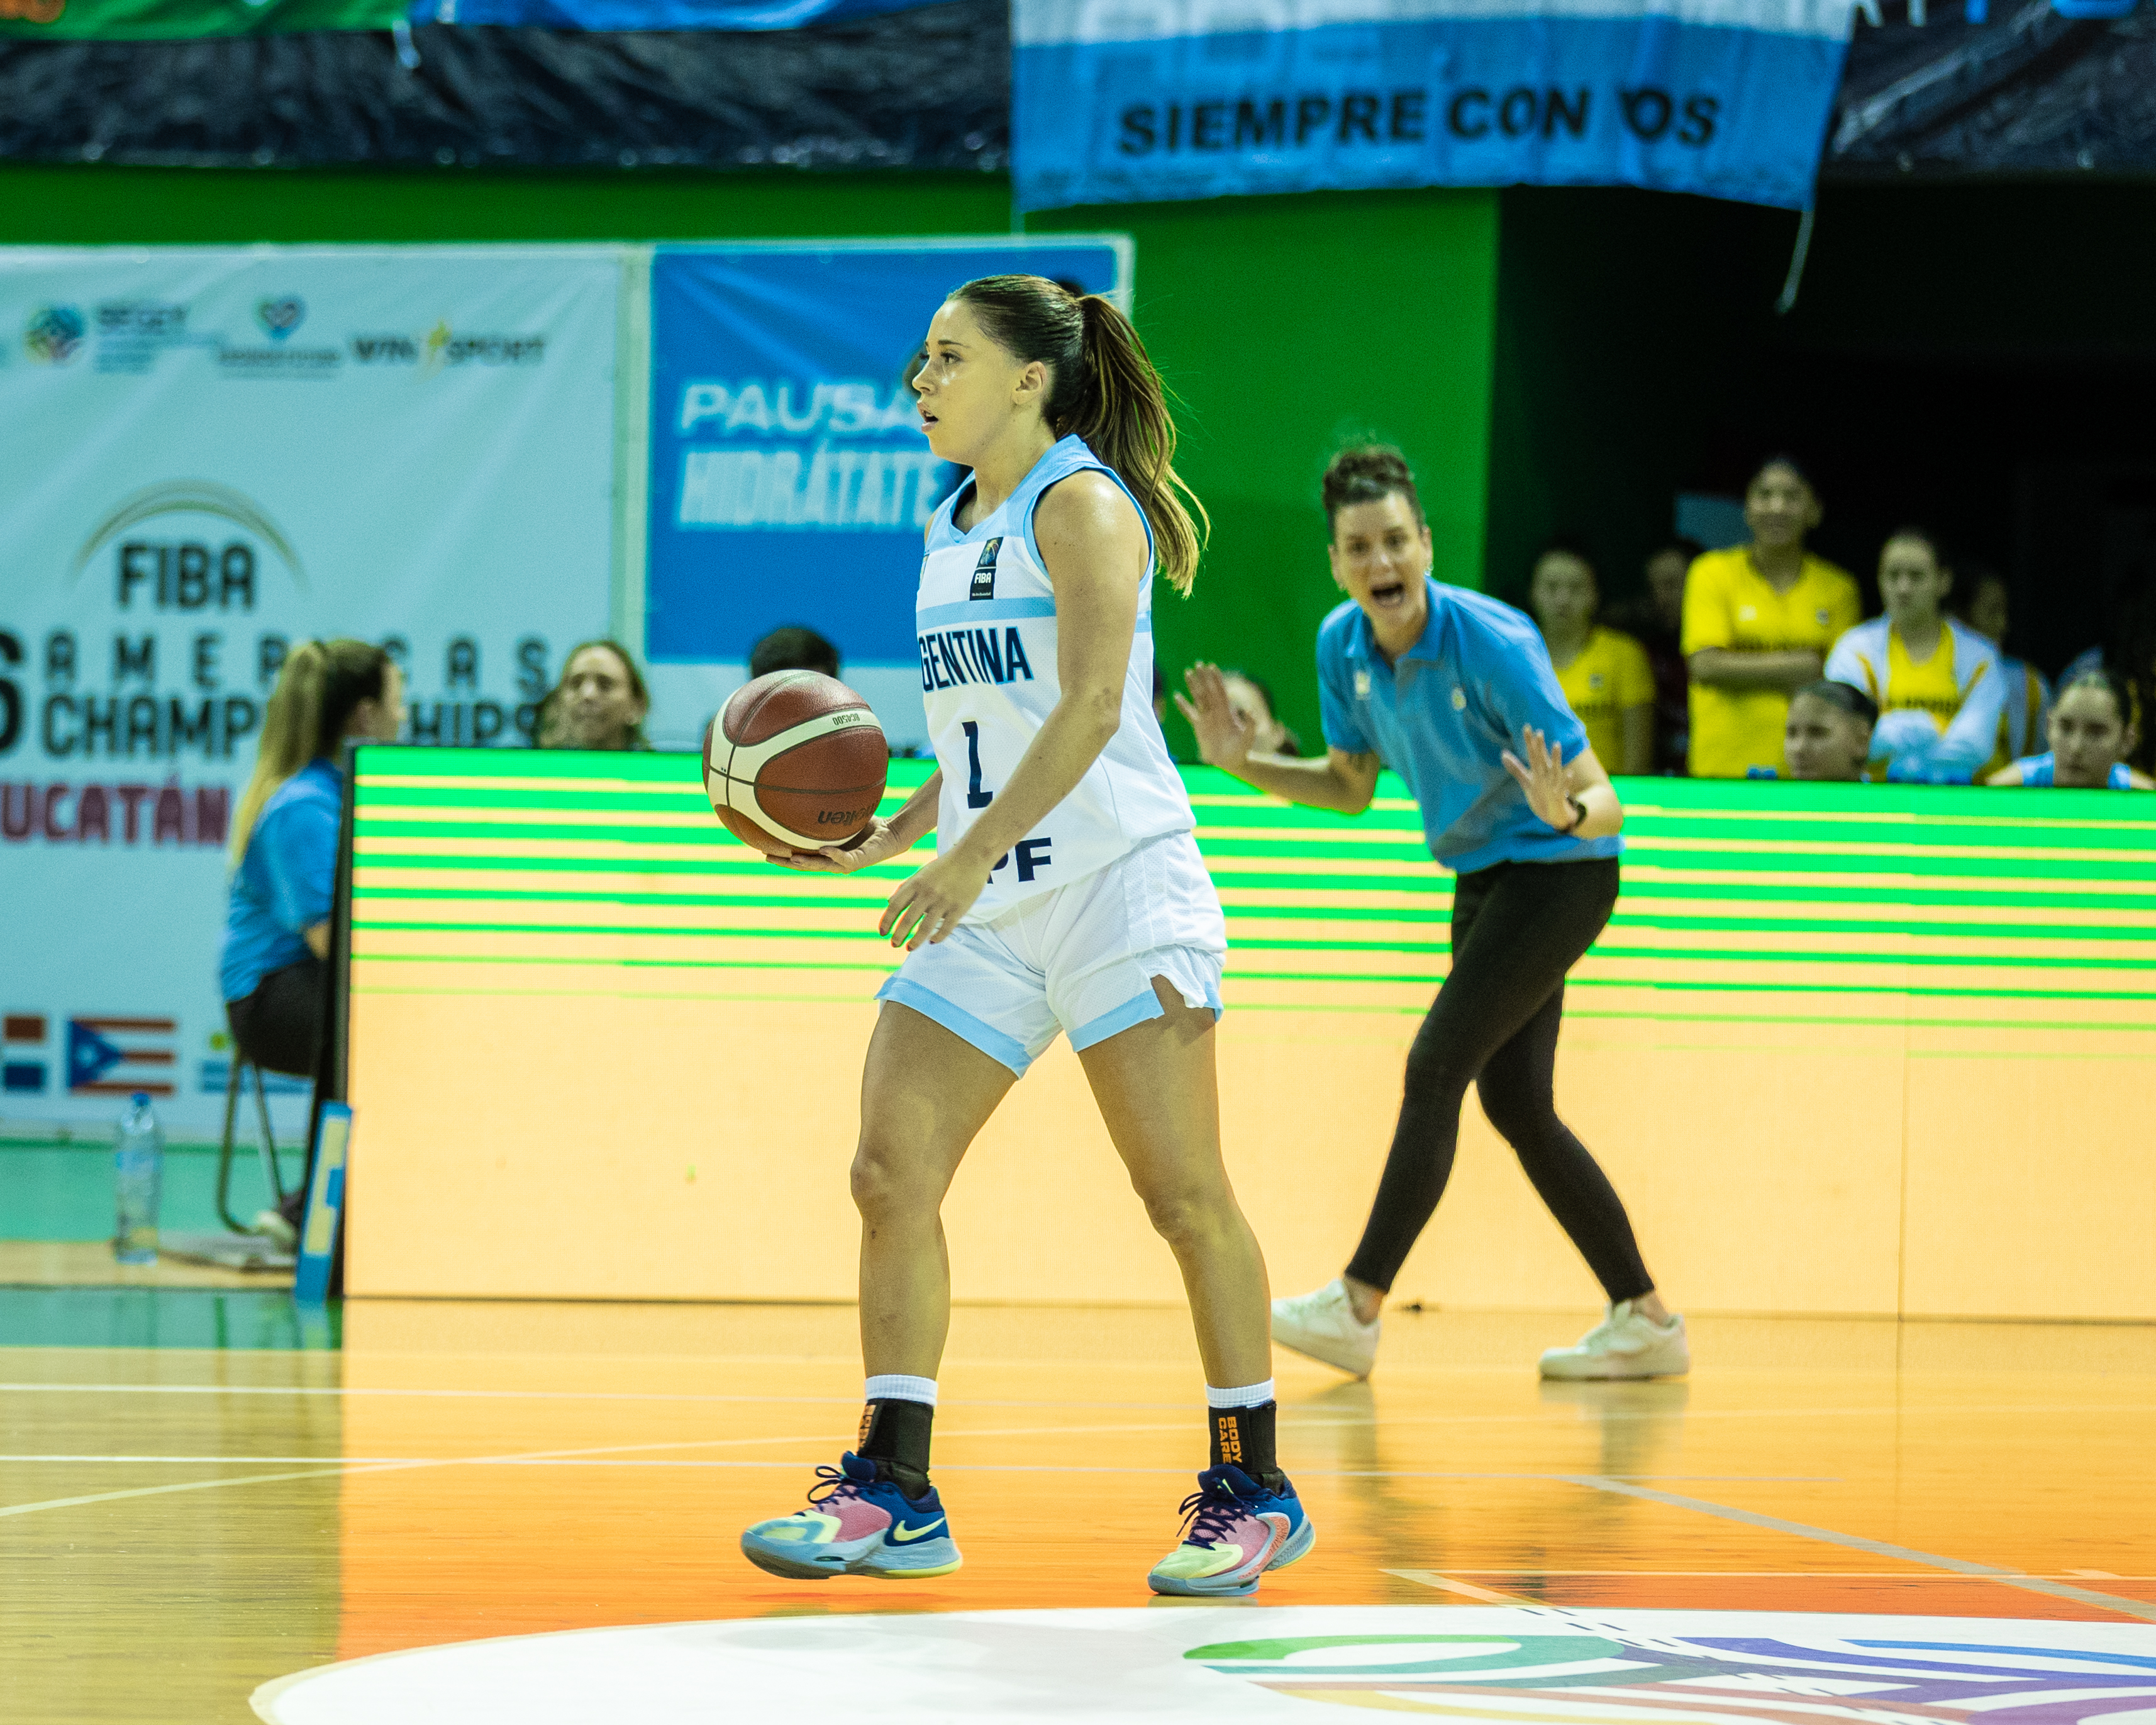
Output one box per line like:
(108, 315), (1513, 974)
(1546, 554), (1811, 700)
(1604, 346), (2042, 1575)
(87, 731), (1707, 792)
(1343, 856), (1654, 1303)
(226, 956), (326, 1081)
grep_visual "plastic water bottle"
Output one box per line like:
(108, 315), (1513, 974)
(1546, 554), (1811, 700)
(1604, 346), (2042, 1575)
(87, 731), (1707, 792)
(113, 1091), (164, 1266)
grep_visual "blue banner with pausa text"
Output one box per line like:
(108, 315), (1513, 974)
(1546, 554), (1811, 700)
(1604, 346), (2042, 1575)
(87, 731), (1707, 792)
(645, 241), (1130, 685)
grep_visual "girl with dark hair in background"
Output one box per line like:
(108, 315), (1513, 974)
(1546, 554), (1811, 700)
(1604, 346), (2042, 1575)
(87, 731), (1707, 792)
(739, 275), (1314, 1599)
(1782, 681), (1878, 782)
(1683, 458), (1861, 779)
(1527, 537), (1654, 776)
(1824, 528), (2002, 782)
(1954, 566), (2050, 776)
(1623, 536), (1703, 773)
(1180, 445), (1687, 1383)
(1989, 670), (2153, 789)
(534, 639), (651, 751)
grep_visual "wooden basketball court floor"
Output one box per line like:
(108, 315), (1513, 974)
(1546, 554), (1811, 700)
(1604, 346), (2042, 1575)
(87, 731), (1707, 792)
(5, 1297), (2156, 1722)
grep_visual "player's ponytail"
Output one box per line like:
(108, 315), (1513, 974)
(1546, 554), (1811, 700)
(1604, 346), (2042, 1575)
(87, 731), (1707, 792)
(229, 637), (389, 863)
(950, 274), (1208, 594)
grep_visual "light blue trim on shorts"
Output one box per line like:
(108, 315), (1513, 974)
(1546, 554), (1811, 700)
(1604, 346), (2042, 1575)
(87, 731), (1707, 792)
(876, 974), (1035, 1077)
(1068, 986), (1167, 1054)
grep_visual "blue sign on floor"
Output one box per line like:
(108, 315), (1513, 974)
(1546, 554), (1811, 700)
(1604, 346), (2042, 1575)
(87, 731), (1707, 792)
(645, 240), (1129, 671)
(293, 1103), (351, 1307)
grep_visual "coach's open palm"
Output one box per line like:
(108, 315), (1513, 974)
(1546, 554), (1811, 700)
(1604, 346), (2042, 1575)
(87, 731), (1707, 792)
(1502, 726), (1577, 830)
(1174, 662), (1252, 769)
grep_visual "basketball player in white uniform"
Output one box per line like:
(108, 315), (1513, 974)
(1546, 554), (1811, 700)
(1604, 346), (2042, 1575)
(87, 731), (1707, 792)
(738, 275), (1312, 1599)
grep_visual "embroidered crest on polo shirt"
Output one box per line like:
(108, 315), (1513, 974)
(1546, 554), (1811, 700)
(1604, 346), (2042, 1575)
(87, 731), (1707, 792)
(1815, 608), (1830, 626)
(1738, 605), (1758, 622)
(1353, 669), (1372, 700)
(1452, 687), (1467, 710)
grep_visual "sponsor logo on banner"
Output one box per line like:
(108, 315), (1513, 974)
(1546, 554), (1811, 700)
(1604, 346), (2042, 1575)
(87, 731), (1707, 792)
(94, 301), (201, 375)
(67, 1015), (178, 1097)
(255, 296), (306, 340)
(198, 1058), (311, 1097)
(221, 294), (340, 378)
(24, 305), (85, 365)
(348, 321), (547, 369)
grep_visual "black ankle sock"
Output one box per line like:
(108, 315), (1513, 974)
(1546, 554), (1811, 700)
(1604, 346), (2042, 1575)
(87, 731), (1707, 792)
(858, 1397), (934, 1499)
(1211, 1400), (1282, 1489)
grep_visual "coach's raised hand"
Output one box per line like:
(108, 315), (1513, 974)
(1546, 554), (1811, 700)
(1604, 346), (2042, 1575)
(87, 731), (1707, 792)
(1175, 662), (1253, 771)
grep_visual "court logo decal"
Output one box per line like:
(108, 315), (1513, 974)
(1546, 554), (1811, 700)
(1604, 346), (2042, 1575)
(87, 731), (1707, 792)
(1186, 1617), (2156, 1717)
(254, 1606), (2156, 1725)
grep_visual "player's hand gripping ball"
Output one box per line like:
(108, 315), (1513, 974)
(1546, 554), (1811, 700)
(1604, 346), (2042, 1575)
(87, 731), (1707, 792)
(704, 671), (889, 856)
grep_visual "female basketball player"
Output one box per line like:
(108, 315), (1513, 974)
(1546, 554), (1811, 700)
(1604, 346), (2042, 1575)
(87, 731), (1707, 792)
(1179, 446), (1687, 1383)
(737, 276), (1312, 1598)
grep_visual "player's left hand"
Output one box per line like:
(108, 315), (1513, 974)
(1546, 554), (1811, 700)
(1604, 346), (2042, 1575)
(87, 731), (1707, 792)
(764, 817), (909, 874)
(881, 848), (992, 950)
(1502, 726), (1579, 831)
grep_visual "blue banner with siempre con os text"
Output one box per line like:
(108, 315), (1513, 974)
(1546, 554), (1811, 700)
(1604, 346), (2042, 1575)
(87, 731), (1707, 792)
(643, 240), (1128, 747)
(1013, 0), (1857, 213)
(408, 0), (944, 27)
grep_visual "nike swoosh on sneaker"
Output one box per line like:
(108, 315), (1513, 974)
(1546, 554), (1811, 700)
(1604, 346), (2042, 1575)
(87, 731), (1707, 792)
(889, 1519), (946, 1543)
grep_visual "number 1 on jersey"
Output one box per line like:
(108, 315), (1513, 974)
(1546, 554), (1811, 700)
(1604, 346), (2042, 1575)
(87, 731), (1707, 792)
(962, 720), (994, 809)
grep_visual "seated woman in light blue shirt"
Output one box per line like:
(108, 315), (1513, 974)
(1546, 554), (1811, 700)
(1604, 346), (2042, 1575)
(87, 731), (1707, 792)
(1178, 445), (1686, 1385)
(220, 639), (406, 1081)
(1988, 669), (2153, 790)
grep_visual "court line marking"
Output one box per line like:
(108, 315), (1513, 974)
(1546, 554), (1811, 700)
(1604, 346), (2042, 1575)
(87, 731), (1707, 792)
(0, 1455), (1835, 1482)
(0, 1461), (425, 1523)
(1561, 1473), (2156, 1624)
(6, 1381), (2155, 1429)
(1388, 1570), (1537, 1604)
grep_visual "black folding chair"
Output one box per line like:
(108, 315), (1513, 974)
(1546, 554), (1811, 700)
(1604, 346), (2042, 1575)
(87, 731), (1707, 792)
(214, 1054), (288, 1235)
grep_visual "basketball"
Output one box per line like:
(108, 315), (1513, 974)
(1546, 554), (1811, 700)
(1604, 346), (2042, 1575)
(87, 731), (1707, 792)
(704, 669), (889, 855)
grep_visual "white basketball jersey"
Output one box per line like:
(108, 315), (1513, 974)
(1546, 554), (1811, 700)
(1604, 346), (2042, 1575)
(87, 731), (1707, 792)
(917, 434), (1193, 921)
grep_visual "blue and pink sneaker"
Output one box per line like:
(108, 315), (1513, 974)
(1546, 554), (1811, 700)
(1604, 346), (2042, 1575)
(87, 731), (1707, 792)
(740, 1451), (962, 1580)
(1147, 1463), (1315, 1597)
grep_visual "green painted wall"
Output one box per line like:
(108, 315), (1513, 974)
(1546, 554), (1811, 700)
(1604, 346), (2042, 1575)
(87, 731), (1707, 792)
(0, 164), (1498, 753)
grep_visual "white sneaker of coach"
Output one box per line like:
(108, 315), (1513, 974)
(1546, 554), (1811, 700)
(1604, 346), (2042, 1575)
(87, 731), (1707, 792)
(1270, 1278), (1381, 1380)
(1537, 1300), (1691, 1380)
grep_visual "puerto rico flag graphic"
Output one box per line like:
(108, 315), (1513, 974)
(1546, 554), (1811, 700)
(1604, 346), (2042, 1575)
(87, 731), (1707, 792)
(67, 1015), (179, 1098)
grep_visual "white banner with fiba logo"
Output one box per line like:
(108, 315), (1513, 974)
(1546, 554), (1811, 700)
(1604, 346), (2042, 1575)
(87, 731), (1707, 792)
(0, 245), (622, 1136)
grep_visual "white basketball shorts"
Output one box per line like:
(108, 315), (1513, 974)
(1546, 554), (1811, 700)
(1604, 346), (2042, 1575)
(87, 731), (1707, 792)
(874, 829), (1226, 1076)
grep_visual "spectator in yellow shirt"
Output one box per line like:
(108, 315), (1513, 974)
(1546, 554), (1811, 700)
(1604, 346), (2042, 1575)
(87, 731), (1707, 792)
(1682, 458), (1862, 778)
(1528, 538), (1654, 774)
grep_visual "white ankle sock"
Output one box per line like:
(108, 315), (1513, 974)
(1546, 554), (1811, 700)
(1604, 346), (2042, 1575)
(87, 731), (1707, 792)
(864, 1373), (938, 1406)
(1206, 1379), (1275, 1409)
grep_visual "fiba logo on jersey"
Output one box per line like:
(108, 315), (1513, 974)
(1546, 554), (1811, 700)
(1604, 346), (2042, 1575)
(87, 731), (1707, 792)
(970, 538), (1002, 601)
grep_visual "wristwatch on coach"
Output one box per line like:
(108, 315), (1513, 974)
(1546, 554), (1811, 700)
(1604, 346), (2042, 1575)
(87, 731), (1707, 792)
(1563, 795), (1589, 834)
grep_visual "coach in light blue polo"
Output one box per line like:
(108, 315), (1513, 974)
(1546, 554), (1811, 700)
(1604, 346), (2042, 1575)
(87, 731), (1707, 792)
(1190, 445), (1681, 1390)
(1316, 574), (1623, 871)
